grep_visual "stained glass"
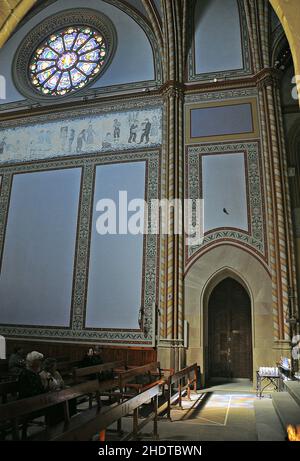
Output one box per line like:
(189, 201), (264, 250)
(29, 26), (108, 96)
(80, 50), (100, 62)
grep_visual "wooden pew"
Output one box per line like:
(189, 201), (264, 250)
(0, 379), (18, 404)
(56, 360), (82, 382)
(165, 363), (198, 419)
(51, 383), (162, 441)
(72, 361), (127, 408)
(0, 360), (8, 375)
(0, 377), (116, 440)
(118, 362), (173, 395)
(72, 360), (126, 384)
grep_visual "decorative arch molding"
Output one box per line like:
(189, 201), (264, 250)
(271, 30), (290, 68)
(0, 0), (37, 48)
(201, 266), (253, 317)
(185, 241), (271, 278)
(1, 1), (300, 105)
(269, 0), (300, 105)
(184, 244), (277, 383)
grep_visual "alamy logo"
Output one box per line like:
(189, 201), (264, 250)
(95, 193), (205, 247)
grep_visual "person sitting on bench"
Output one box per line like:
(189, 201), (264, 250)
(40, 358), (65, 392)
(18, 351), (45, 399)
(81, 347), (103, 368)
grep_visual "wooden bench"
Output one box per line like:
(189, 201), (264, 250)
(51, 383), (162, 441)
(117, 361), (173, 395)
(72, 361), (127, 408)
(0, 377), (117, 440)
(0, 360), (8, 374)
(72, 360), (126, 384)
(0, 379), (18, 404)
(165, 363), (198, 419)
(56, 360), (82, 382)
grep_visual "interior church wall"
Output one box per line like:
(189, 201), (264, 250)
(0, 98), (162, 346)
(0, 0), (163, 348)
(280, 61), (300, 316)
(0, 168), (81, 326)
(5, 339), (157, 365)
(185, 90), (267, 272)
(86, 161), (145, 330)
(201, 153), (248, 233)
(184, 86), (272, 382)
(194, 0), (243, 74)
(188, 0), (251, 82)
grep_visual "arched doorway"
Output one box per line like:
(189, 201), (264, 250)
(208, 277), (252, 381)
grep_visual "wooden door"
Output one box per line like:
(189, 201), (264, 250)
(208, 278), (252, 380)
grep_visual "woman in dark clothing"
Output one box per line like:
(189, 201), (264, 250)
(18, 351), (45, 399)
(81, 347), (103, 368)
(18, 351), (45, 439)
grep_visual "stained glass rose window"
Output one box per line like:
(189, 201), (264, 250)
(29, 27), (107, 96)
(13, 10), (116, 100)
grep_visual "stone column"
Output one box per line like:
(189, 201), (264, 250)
(157, 0), (187, 370)
(246, 0), (297, 354)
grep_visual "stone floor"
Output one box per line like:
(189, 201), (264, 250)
(115, 387), (260, 442)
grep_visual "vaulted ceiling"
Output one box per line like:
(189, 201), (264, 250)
(0, 0), (299, 102)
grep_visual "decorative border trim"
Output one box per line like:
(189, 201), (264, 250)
(184, 87), (258, 105)
(185, 97), (260, 144)
(0, 149), (160, 346)
(0, 97), (163, 129)
(187, 0), (252, 83)
(185, 141), (267, 269)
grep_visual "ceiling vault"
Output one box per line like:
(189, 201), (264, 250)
(0, 0), (299, 101)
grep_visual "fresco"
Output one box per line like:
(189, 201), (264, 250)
(0, 107), (162, 164)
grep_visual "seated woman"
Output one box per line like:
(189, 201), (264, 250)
(18, 351), (46, 439)
(40, 357), (76, 424)
(40, 358), (64, 392)
(18, 351), (45, 399)
(80, 347), (108, 380)
(81, 347), (103, 368)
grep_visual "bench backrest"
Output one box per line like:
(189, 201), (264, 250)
(0, 379), (18, 404)
(0, 377), (116, 423)
(73, 360), (126, 381)
(53, 383), (161, 441)
(0, 359), (8, 374)
(169, 363), (198, 385)
(118, 361), (160, 386)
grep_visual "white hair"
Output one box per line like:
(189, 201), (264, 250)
(26, 351), (44, 363)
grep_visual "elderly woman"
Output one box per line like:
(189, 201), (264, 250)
(18, 351), (45, 399)
(40, 358), (64, 392)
